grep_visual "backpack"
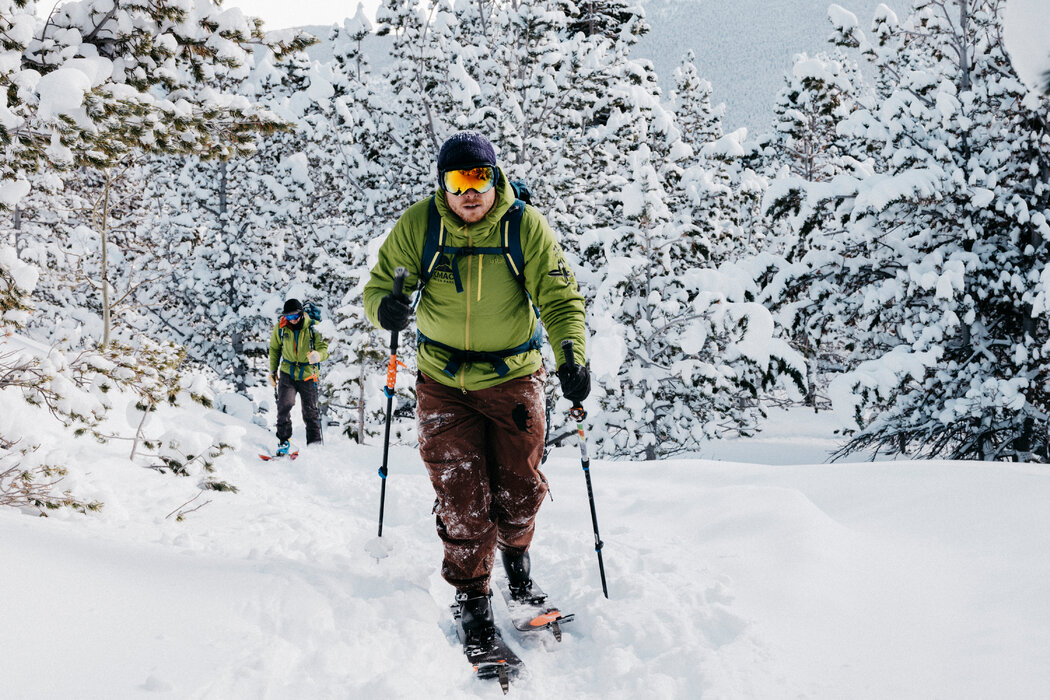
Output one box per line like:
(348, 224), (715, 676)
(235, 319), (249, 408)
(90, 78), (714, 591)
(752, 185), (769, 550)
(416, 180), (543, 378)
(302, 300), (322, 323)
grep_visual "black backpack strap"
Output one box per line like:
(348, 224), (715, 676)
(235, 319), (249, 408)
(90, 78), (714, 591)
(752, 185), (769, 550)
(421, 197), (445, 285)
(500, 200), (526, 284)
(501, 199), (539, 317)
(418, 324), (544, 378)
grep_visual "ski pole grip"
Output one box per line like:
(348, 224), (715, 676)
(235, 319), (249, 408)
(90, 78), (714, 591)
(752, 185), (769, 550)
(561, 339), (576, 371)
(392, 267), (407, 297)
(561, 339), (587, 416)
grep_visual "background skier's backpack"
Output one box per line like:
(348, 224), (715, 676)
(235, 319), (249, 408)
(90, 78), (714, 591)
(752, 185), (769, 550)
(302, 300), (322, 323)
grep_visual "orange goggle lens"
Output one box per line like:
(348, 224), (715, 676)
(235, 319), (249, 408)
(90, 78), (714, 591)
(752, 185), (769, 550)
(441, 166), (496, 195)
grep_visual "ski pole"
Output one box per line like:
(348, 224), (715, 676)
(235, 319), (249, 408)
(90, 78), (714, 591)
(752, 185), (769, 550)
(561, 339), (608, 599)
(377, 267), (408, 537)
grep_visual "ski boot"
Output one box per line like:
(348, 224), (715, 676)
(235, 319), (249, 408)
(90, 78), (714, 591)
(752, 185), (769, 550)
(456, 591), (496, 648)
(452, 589), (521, 691)
(501, 549), (535, 600)
(275, 440), (291, 457)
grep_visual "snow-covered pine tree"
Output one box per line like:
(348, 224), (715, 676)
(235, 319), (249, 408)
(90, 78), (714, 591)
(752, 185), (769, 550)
(564, 9), (803, 458)
(671, 51), (724, 150)
(571, 0), (644, 40)
(327, 11), (409, 224)
(3, 0), (314, 352)
(767, 51), (866, 187)
(754, 49), (871, 407)
(0, 242), (35, 330)
(374, 0), (466, 200)
(804, 0), (1050, 460)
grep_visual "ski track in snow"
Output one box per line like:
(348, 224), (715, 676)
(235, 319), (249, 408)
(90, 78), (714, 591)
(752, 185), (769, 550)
(4, 404), (1050, 699)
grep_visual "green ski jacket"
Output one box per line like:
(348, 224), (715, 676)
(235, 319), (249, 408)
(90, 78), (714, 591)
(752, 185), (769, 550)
(364, 171), (587, 392)
(268, 317), (330, 381)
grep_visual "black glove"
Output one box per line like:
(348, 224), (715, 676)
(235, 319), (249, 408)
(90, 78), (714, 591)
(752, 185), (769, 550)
(377, 292), (412, 331)
(557, 363), (590, 403)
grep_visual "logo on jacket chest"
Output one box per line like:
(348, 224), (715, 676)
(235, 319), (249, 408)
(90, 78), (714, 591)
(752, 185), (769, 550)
(432, 254), (455, 281)
(429, 254), (506, 287)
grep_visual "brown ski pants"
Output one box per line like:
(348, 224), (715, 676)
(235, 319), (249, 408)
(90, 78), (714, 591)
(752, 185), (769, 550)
(416, 369), (548, 594)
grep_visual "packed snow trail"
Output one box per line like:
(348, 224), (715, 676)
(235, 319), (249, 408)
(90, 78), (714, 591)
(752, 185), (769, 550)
(4, 406), (1050, 698)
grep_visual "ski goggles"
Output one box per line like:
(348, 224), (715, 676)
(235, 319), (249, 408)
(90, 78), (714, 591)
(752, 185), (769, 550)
(282, 312), (302, 322)
(441, 166), (496, 195)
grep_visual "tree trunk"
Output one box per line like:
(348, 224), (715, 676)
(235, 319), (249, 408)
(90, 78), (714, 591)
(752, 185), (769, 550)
(100, 169), (112, 348)
(358, 356), (366, 444)
(232, 330), (246, 392)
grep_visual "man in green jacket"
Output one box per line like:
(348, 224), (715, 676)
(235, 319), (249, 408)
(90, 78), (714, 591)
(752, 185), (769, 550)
(364, 131), (590, 645)
(268, 298), (329, 455)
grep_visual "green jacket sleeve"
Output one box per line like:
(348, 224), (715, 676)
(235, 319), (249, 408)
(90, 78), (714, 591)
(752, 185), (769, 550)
(268, 325), (282, 375)
(363, 203), (426, 329)
(520, 208), (587, 368)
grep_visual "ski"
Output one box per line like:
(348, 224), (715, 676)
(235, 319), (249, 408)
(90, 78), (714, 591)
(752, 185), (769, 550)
(496, 578), (575, 642)
(450, 603), (524, 694)
(258, 451), (298, 461)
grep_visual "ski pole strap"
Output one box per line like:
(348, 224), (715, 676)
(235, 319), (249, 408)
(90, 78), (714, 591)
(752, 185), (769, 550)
(416, 324), (543, 378)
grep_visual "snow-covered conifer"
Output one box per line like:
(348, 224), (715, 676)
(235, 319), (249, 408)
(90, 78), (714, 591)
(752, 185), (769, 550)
(799, 0), (1050, 460)
(752, 49), (870, 406)
(671, 51), (724, 150)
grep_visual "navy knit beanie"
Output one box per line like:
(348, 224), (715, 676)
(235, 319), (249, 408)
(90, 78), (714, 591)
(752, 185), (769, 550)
(437, 132), (497, 172)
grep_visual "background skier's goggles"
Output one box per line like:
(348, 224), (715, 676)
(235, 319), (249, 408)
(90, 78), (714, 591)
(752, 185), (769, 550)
(441, 166), (496, 195)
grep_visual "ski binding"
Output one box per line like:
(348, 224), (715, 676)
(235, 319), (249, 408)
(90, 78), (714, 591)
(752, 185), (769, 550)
(450, 603), (523, 693)
(497, 579), (575, 642)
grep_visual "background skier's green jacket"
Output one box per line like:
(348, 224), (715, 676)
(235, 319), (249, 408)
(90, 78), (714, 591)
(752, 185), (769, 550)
(268, 317), (329, 380)
(364, 171), (586, 391)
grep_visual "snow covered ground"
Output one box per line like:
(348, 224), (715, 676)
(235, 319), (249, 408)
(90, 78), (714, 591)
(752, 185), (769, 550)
(4, 387), (1050, 700)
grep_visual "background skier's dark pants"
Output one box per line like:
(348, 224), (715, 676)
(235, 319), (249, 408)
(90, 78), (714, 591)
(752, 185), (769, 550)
(416, 369), (548, 594)
(276, 372), (322, 444)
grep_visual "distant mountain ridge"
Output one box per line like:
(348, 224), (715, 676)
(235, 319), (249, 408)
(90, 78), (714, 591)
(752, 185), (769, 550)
(634, 0), (910, 132)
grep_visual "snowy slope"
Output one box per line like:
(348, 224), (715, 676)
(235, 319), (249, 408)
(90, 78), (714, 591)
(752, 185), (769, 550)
(4, 389), (1050, 698)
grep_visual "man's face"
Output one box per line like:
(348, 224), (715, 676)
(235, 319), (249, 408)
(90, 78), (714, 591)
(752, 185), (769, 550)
(446, 185), (496, 224)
